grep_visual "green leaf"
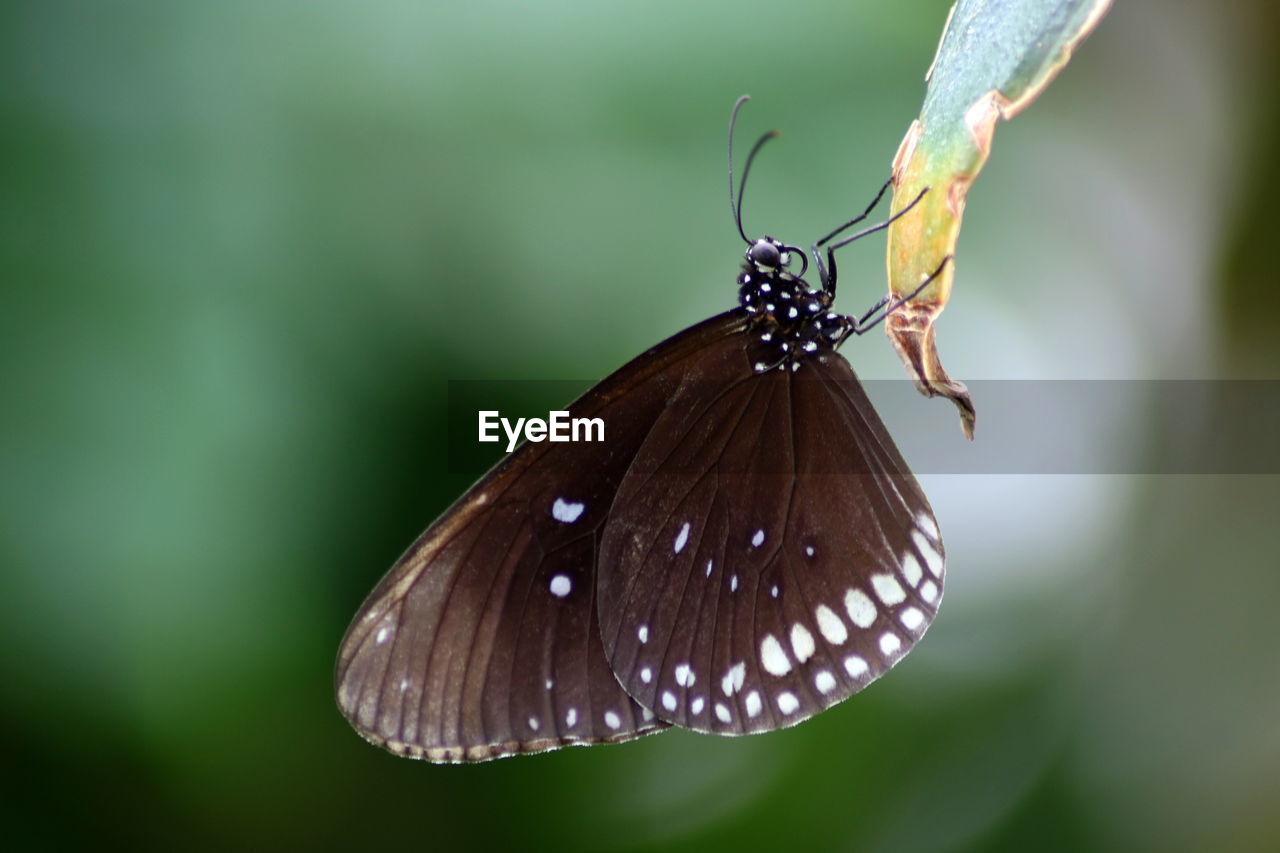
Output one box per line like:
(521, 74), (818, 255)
(885, 0), (1113, 438)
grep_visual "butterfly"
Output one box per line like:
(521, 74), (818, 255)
(335, 96), (949, 762)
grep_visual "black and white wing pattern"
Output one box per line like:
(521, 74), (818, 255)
(596, 338), (944, 734)
(335, 314), (747, 762)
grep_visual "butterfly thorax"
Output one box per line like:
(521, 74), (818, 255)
(737, 236), (847, 373)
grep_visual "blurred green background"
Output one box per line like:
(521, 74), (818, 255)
(3, 1), (1279, 850)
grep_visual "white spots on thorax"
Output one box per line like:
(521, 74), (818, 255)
(690, 696), (705, 715)
(844, 587), (877, 628)
(745, 690), (763, 718)
(751, 528), (765, 547)
(715, 702), (732, 724)
(721, 661), (746, 696)
(638, 624), (649, 644)
(814, 670), (837, 694)
(375, 626), (391, 645)
(917, 512), (940, 541)
(674, 522), (690, 554)
(549, 574), (572, 597)
(815, 604), (847, 645)
(789, 623), (815, 663)
(675, 663), (696, 688)
(844, 655), (869, 678)
(912, 530), (944, 577)
(900, 607), (925, 631)
(640, 666), (652, 684)
(760, 633), (792, 676)
(776, 691), (800, 714)
(661, 690), (677, 712)
(871, 573), (907, 606)
(604, 710), (621, 730)
(730, 574), (739, 593)
(879, 632), (902, 656)
(920, 579), (939, 604)
(551, 497), (585, 523)
(565, 707), (577, 727)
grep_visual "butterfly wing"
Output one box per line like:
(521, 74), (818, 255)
(596, 342), (944, 734)
(335, 313), (747, 761)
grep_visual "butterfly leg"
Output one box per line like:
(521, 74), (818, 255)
(812, 186), (931, 298)
(832, 254), (953, 346)
(811, 177), (892, 294)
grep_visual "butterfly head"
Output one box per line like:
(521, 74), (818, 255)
(745, 237), (804, 276)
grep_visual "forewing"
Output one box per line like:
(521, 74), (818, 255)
(335, 313), (746, 761)
(597, 345), (944, 734)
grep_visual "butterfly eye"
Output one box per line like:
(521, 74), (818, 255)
(747, 240), (781, 268)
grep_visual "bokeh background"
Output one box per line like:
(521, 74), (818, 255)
(4, 0), (1279, 849)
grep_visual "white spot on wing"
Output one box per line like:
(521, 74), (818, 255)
(790, 623), (816, 663)
(675, 663), (696, 688)
(551, 497), (585, 523)
(640, 666), (652, 684)
(871, 573), (907, 605)
(776, 691), (800, 714)
(691, 696), (705, 715)
(674, 522), (690, 553)
(730, 574), (739, 592)
(901, 553), (923, 587)
(844, 588), (877, 628)
(375, 627), (390, 645)
(706, 558), (713, 577)
(879, 632), (902, 655)
(549, 574), (572, 597)
(604, 710), (621, 730)
(528, 716), (539, 731)
(815, 604), (848, 645)
(721, 662), (746, 696)
(760, 634), (792, 676)
(566, 708), (577, 727)
(814, 670), (837, 694)
(917, 512), (939, 541)
(900, 607), (925, 631)
(715, 703), (732, 723)
(920, 579), (939, 603)
(661, 691), (677, 712)
(844, 655), (869, 678)
(638, 624), (649, 643)
(745, 690), (763, 718)
(912, 530), (944, 577)
(805, 545), (815, 557)
(751, 528), (765, 547)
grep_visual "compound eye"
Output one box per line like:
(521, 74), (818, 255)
(748, 240), (781, 268)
